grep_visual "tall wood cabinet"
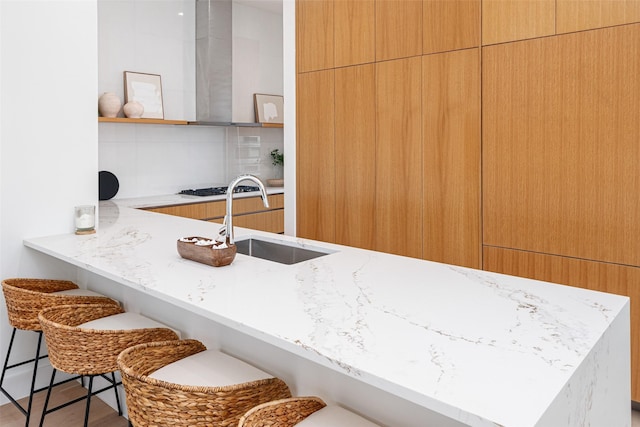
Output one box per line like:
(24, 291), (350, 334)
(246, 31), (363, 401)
(376, 0), (423, 61)
(375, 57), (423, 258)
(295, 0), (333, 72)
(296, 70), (335, 243)
(335, 65), (376, 250)
(423, 0), (480, 53)
(297, 0), (640, 401)
(297, 0), (481, 266)
(482, 0), (555, 45)
(423, 49), (481, 267)
(556, 0), (640, 34)
(483, 25), (640, 267)
(334, 0), (374, 67)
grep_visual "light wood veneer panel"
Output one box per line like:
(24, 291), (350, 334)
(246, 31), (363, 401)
(483, 25), (640, 267)
(231, 210), (285, 234)
(375, 57), (423, 258)
(423, 49), (481, 269)
(334, 0), (375, 67)
(147, 203), (216, 220)
(483, 245), (640, 400)
(557, 0), (640, 34)
(482, 0), (555, 45)
(423, 0), (480, 54)
(145, 195), (284, 221)
(376, 0), (423, 61)
(296, 70), (336, 243)
(296, 0), (333, 72)
(335, 65), (376, 250)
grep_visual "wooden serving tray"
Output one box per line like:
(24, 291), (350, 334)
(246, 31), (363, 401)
(177, 236), (236, 267)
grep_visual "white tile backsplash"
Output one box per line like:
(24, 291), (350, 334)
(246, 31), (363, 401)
(99, 123), (283, 198)
(99, 124), (228, 198)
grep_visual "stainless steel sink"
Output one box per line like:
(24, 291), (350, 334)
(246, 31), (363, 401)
(235, 236), (335, 265)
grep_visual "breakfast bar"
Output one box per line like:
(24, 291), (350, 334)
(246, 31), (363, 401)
(23, 198), (631, 426)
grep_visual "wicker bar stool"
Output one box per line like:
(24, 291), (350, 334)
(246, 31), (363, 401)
(1, 278), (119, 427)
(37, 303), (179, 427)
(117, 339), (292, 427)
(238, 396), (382, 427)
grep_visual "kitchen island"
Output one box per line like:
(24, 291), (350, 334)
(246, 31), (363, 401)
(23, 198), (630, 426)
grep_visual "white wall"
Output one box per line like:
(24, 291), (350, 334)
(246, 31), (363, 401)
(98, 0), (195, 121)
(232, 1), (283, 123)
(98, 0), (284, 198)
(0, 0), (99, 405)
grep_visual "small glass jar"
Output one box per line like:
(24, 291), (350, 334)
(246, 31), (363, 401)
(75, 205), (96, 234)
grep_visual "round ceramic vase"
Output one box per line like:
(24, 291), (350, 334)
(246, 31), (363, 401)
(98, 92), (122, 118)
(123, 101), (144, 119)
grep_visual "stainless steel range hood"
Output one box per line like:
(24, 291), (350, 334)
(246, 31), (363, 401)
(195, 0), (233, 125)
(195, 0), (265, 126)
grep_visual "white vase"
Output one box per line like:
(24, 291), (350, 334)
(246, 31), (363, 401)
(98, 92), (121, 118)
(123, 101), (144, 119)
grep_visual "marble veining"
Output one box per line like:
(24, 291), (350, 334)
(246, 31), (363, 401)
(23, 196), (630, 427)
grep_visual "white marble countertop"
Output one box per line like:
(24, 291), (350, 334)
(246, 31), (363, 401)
(24, 199), (629, 426)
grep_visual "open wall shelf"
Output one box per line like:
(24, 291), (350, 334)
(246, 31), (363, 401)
(98, 117), (283, 128)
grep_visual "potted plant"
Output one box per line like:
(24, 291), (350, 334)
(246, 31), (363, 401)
(267, 149), (284, 187)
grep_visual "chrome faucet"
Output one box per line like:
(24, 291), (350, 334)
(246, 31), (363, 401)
(219, 174), (269, 245)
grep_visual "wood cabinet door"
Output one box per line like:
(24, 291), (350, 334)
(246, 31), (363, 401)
(484, 246), (640, 401)
(482, 0), (555, 45)
(557, 0), (640, 34)
(334, 0), (375, 67)
(296, 70), (336, 243)
(483, 25), (640, 267)
(423, 0), (480, 54)
(423, 49), (481, 269)
(232, 210), (285, 234)
(376, 0), (423, 61)
(375, 57), (423, 258)
(296, 0), (333, 72)
(335, 64), (376, 250)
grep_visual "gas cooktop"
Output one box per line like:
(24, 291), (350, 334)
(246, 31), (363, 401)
(178, 185), (260, 197)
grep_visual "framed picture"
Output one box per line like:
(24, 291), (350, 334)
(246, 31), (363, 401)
(254, 94), (284, 124)
(123, 71), (164, 119)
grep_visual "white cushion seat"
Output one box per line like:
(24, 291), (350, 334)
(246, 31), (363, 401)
(78, 312), (180, 336)
(149, 349), (273, 387)
(297, 405), (380, 427)
(53, 288), (107, 297)
(237, 396), (382, 427)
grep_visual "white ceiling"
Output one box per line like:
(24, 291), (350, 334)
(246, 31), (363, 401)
(234, 0), (282, 15)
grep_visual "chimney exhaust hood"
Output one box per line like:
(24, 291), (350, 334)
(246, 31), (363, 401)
(195, 0), (268, 127)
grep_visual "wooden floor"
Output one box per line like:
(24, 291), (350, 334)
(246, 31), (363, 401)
(0, 381), (129, 427)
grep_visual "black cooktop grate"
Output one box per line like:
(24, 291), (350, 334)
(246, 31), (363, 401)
(178, 185), (260, 197)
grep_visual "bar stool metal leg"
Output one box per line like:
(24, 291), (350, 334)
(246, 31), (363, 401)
(83, 376), (94, 427)
(0, 329), (46, 427)
(39, 368), (57, 427)
(112, 372), (123, 416)
(38, 369), (123, 427)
